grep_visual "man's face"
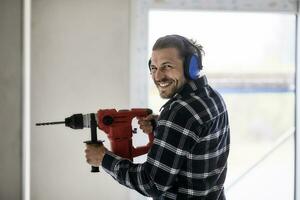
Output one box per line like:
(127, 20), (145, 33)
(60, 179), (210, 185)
(150, 48), (187, 99)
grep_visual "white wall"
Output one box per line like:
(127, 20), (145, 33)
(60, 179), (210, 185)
(1, 0), (296, 199)
(31, 0), (131, 199)
(0, 0), (22, 199)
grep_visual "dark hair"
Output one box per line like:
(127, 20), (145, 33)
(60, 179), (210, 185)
(152, 34), (204, 61)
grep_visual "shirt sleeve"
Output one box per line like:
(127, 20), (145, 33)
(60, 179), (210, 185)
(101, 103), (194, 198)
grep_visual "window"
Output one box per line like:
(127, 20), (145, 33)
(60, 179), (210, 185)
(148, 10), (295, 200)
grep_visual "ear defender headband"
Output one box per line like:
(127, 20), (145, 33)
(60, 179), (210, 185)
(148, 36), (203, 80)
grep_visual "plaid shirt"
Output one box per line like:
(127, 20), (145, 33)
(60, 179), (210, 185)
(102, 75), (230, 199)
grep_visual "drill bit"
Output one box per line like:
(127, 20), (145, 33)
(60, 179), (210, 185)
(36, 121), (65, 126)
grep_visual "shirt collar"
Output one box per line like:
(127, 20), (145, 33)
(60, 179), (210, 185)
(176, 75), (208, 97)
(159, 75), (208, 111)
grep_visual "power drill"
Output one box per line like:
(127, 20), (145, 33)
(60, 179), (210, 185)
(36, 108), (155, 173)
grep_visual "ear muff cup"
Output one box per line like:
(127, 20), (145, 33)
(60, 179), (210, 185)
(184, 54), (201, 80)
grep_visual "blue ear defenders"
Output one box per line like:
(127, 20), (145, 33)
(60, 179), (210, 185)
(148, 36), (202, 80)
(183, 53), (202, 80)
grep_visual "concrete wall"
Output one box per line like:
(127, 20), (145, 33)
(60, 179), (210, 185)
(31, 0), (131, 199)
(0, 0), (22, 199)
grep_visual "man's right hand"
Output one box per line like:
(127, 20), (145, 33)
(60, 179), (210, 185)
(137, 114), (158, 134)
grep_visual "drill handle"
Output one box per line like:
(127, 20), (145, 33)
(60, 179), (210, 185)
(131, 113), (156, 158)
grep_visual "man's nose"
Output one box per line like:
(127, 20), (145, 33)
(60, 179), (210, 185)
(153, 68), (165, 81)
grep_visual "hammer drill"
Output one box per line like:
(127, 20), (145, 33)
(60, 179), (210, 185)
(36, 108), (155, 172)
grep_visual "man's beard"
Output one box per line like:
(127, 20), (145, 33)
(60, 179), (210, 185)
(155, 78), (179, 99)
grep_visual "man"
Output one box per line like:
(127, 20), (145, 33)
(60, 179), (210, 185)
(85, 34), (230, 199)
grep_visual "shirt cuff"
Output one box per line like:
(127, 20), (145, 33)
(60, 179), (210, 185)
(101, 151), (122, 172)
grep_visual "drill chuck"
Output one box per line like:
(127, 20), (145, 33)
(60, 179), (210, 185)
(65, 114), (84, 129)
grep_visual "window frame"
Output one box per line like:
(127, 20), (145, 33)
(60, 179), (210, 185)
(129, 1), (299, 200)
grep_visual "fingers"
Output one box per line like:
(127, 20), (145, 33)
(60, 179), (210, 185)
(139, 126), (152, 133)
(137, 120), (151, 133)
(85, 146), (94, 165)
(137, 114), (156, 125)
(137, 114), (158, 134)
(139, 124), (153, 134)
(138, 119), (152, 126)
(85, 144), (106, 167)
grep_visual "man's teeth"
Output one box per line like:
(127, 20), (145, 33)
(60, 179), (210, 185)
(159, 82), (171, 87)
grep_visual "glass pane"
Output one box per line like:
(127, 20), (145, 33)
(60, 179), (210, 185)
(148, 10), (295, 200)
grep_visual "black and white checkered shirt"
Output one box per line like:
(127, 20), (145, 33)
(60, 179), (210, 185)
(102, 75), (230, 199)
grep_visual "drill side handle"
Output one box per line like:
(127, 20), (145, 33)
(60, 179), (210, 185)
(84, 113), (101, 173)
(84, 140), (103, 172)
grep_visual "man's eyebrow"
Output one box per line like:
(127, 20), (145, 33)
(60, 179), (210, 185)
(161, 61), (173, 66)
(150, 61), (174, 68)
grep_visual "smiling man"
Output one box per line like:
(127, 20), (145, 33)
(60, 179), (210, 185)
(150, 47), (186, 99)
(85, 35), (230, 199)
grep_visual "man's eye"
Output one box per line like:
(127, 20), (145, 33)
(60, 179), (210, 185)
(150, 66), (157, 72)
(164, 64), (173, 69)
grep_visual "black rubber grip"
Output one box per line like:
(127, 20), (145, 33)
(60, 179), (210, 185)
(91, 166), (99, 173)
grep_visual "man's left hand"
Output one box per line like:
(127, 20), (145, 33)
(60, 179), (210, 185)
(85, 143), (107, 167)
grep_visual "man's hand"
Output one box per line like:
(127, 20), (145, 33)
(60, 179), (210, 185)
(85, 143), (107, 167)
(137, 114), (158, 134)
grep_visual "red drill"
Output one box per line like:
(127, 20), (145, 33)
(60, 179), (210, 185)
(36, 108), (155, 172)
